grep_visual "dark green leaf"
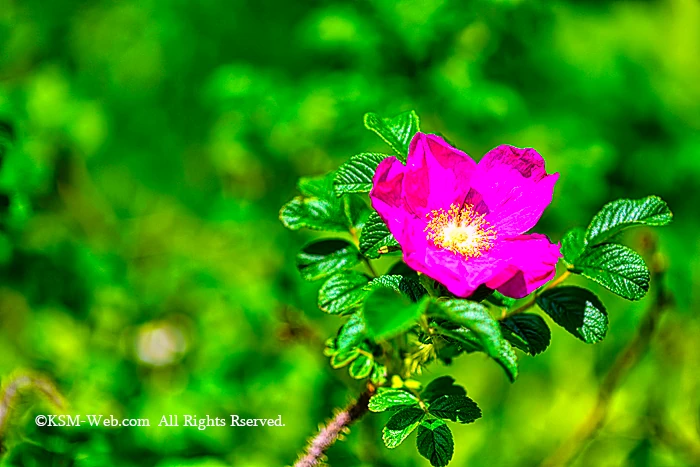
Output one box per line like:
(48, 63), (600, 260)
(364, 110), (420, 160)
(366, 275), (426, 302)
(296, 239), (361, 281)
(586, 196), (672, 245)
(369, 388), (420, 412)
(420, 376), (466, 404)
(318, 272), (370, 315)
(416, 419), (454, 467)
(536, 286), (608, 343)
(363, 287), (425, 340)
(428, 395), (482, 424)
(348, 354), (373, 379)
(574, 244), (650, 300)
(334, 153), (388, 194)
(279, 196), (350, 232)
(387, 261), (418, 279)
(336, 312), (366, 351)
(359, 212), (400, 259)
(500, 314), (551, 355)
(561, 227), (586, 265)
(431, 300), (518, 382)
(382, 407), (425, 448)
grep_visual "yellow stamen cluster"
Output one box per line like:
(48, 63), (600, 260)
(424, 203), (497, 258)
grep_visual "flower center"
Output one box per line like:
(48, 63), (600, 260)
(424, 203), (497, 258)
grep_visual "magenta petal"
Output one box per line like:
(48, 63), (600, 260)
(401, 221), (509, 297)
(486, 234), (562, 299)
(369, 156), (410, 242)
(473, 145), (558, 236)
(403, 133), (477, 217)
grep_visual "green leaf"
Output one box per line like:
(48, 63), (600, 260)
(561, 227), (586, 265)
(349, 354), (374, 379)
(369, 388), (420, 412)
(360, 212), (400, 259)
(428, 395), (482, 424)
(382, 407), (425, 449)
(431, 300), (518, 382)
(416, 419), (454, 467)
(336, 312), (366, 351)
(330, 347), (359, 368)
(420, 376), (466, 405)
(366, 275), (426, 302)
(585, 196), (672, 245)
(364, 110), (420, 160)
(318, 272), (370, 315)
(500, 314), (551, 355)
(296, 239), (361, 281)
(363, 287), (425, 340)
(485, 290), (516, 309)
(573, 244), (650, 300)
(334, 153), (388, 194)
(536, 286), (608, 344)
(280, 173), (366, 231)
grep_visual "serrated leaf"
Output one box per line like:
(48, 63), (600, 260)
(586, 196), (672, 245)
(296, 239), (361, 281)
(416, 419), (454, 467)
(431, 300), (518, 382)
(334, 153), (388, 194)
(500, 314), (551, 355)
(369, 388), (420, 412)
(428, 395), (482, 424)
(336, 312), (366, 351)
(364, 110), (420, 160)
(349, 354), (374, 379)
(280, 173), (365, 232)
(318, 272), (370, 315)
(574, 243), (650, 300)
(420, 376), (466, 404)
(363, 287), (425, 340)
(536, 286), (608, 343)
(359, 212), (400, 259)
(382, 407), (425, 449)
(561, 227), (586, 265)
(366, 275), (426, 302)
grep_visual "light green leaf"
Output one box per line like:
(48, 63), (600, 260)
(500, 314), (551, 355)
(416, 419), (454, 467)
(366, 275), (427, 302)
(536, 286), (608, 343)
(431, 300), (518, 382)
(382, 407), (425, 449)
(334, 153), (389, 194)
(363, 287), (425, 340)
(364, 110), (420, 160)
(330, 347), (359, 368)
(561, 227), (586, 265)
(428, 395), (482, 424)
(360, 212), (400, 259)
(586, 196), (672, 245)
(318, 272), (370, 315)
(574, 243), (650, 300)
(369, 388), (420, 412)
(420, 376), (466, 405)
(336, 312), (366, 351)
(296, 239), (361, 281)
(348, 354), (373, 379)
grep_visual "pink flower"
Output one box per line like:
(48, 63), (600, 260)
(370, 132), (562, 299)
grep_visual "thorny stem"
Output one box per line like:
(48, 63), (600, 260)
(540, 267), (672, 467)
(503, 270), (571, 319)
(294, 384), (376, 467)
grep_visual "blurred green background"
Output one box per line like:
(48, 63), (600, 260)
(1, 0), (699, 465)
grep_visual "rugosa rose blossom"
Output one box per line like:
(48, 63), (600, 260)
(369, 132), (562, 299)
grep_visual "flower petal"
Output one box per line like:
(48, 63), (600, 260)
(369, 156), (409, 243)
(400, 221), (509, 297)
(473, 145), (558, 236)
(404, 133), (477, 217)
(486, 234), (562, 299)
